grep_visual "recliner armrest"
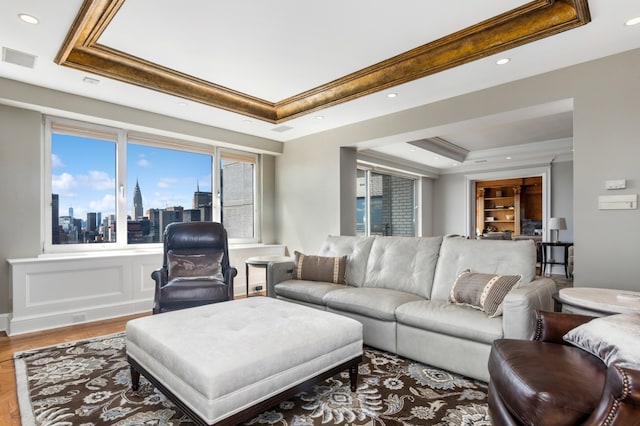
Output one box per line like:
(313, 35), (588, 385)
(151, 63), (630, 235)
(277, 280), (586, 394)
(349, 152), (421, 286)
(224, 266), (238, 281)
(531, 310), (596, 343)
(584, 363), (640, 426)
(151, 268), (167, 287)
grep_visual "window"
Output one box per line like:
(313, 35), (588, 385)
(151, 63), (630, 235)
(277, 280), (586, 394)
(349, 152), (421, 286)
(48, 122), (119, 246)
(45, 117), (259, 252)
(220, 151), (258, 242)
(356, 167), (416, 237)
(126, 141), (214, 244)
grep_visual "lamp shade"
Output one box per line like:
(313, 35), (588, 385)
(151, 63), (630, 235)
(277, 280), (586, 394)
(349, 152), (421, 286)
(549, 217), (567, 230)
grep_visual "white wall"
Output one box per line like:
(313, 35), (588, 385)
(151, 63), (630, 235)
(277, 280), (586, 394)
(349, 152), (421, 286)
(433, 174), (468, 236)
(275, 136), (343, 253)
(551, 161), (574, 241)
(0, 106), (42, 314)
(276, 49), (640, 291)
(572, 52), (640, 289)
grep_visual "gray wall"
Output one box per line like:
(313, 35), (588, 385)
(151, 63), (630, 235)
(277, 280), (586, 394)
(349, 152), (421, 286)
(277, 48), (640, 291)
(0, 106), (43, 313)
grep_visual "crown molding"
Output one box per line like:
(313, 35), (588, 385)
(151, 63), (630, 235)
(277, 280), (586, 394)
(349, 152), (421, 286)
(56, 0), (591, 123)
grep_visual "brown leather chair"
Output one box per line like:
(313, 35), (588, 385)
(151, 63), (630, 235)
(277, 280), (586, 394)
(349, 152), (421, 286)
(488, 311), (640, 426)
(151, 222), (237, 314)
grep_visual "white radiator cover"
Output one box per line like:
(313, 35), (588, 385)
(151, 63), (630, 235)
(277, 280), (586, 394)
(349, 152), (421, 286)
(7, 245), (284, 335)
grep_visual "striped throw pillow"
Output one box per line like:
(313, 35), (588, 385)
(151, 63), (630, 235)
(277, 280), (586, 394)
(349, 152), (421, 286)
(449, 270), (522, 317)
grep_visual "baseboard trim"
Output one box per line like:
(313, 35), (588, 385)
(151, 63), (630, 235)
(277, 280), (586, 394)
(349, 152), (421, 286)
(0, 313), (9, 333)
(7, 300), (152, 336)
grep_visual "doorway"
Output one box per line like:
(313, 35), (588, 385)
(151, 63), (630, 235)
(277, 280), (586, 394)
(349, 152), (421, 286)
(475, 177), (542, 238)
(465, 166), (550, 240)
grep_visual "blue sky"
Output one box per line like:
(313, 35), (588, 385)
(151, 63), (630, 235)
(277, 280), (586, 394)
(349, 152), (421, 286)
(52, 134), (212, 221)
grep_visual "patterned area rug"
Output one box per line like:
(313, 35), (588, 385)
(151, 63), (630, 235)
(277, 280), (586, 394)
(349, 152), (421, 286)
(14, 333), (490, 425)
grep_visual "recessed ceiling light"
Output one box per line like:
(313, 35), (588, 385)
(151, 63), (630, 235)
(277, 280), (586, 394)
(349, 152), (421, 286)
(387, 93), (398, 98)
(315, 115), (324, 120)
(625, 16), (640, 26)
(82, 76), (100, 85)
(177, 102), (187, 107)
(496, 58), (511, 65)
(18, 13), (39, 24)
(506, 156), (512, 160)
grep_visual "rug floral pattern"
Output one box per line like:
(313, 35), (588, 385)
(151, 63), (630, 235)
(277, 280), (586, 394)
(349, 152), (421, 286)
(14, 333), (490, 425)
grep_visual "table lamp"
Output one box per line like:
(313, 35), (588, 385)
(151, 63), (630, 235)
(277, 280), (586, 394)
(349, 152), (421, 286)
(549, 217), (567, 243)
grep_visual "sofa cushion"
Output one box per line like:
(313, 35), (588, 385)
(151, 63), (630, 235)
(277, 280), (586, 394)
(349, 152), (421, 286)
(489, 339), (606, 425)
(363, 236), (443, 298)
(293, 251), (347, 284)
(319, 236), (375, 287)
(431, 237), (536, 302)
(275, 280), (345, 306)
(324, 287), (424, 321)
(395, 300), (503, 344)
(563, 312), (640, 367)
(449, 270), (522, 318)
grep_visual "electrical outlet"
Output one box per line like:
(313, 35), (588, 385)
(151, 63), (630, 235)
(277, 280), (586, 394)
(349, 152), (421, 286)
(72, 313), (87, 323)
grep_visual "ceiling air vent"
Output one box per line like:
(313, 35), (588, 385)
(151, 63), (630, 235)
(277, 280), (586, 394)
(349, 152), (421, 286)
(2, 47), (37, 68)
(272, 125), (294, 133)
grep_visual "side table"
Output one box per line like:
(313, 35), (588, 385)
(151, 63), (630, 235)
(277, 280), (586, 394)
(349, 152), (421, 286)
(553, 287), (640, 317)
(245, 255), (293, 297)
(540, 241), (573, 278)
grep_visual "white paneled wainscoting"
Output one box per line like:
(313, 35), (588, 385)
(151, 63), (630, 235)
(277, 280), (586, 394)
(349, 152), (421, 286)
(6, 244), (285, 336)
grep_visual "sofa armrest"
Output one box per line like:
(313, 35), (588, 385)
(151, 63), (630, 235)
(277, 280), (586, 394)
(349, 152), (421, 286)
(266, 261), (295, 297)
(531, 310), (595, 343)
(501, 277), (556, 339)
(584, 363), (640, 426)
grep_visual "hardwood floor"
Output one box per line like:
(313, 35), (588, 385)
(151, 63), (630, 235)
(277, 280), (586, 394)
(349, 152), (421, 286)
(0, 292), (263, 425)
(0, 312), (150, 426)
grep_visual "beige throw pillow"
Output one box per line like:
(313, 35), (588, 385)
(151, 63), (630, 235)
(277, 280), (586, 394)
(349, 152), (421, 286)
(563, 312), (640, 367)
(294, 251), (347, 284)
(449, 269), (522, 317)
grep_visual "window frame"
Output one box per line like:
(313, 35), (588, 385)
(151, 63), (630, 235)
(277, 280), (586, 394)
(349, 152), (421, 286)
(356, 164), (418, 237)
(43, 116), (261, 253)
(219, 148), (260, 244)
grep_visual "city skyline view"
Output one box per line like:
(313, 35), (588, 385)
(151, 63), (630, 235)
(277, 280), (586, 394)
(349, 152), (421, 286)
(52, 133), (213, 222)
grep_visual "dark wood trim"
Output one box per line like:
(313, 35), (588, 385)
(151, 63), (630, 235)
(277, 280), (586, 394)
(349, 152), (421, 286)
(127, 354), (362, 426)
(56, 0), (591, 123)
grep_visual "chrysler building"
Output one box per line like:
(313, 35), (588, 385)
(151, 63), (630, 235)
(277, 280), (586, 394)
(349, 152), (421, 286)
(132, 179), (143, 219)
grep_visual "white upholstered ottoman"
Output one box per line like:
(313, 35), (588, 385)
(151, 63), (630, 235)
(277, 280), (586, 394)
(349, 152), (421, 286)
(126, 297), (363, 425)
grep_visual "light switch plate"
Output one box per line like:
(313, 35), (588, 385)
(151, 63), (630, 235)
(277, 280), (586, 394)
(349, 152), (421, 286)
(605, 179), (626, 190)
(598, 194), (637, 210)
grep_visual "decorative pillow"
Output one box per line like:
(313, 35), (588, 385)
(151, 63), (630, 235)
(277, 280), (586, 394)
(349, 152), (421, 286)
(449, 269), (522, 317)
(563, 313), (640, 367)
(294, 251), (347, 284)
(167, 250), (224, 281)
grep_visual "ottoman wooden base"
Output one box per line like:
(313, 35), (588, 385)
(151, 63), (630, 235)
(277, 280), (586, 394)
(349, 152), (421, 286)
(126, 297), (363, 425)
(129, 354), (360, 426)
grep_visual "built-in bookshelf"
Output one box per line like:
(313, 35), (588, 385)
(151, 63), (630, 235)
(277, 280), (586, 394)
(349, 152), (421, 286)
(475, 177), (542, 237)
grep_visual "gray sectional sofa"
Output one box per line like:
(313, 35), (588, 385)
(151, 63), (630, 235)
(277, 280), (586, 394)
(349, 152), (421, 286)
(266, 235), (556, 382)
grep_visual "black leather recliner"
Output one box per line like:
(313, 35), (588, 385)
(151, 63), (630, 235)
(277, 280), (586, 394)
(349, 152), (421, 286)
(151, 222), (237, 314)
